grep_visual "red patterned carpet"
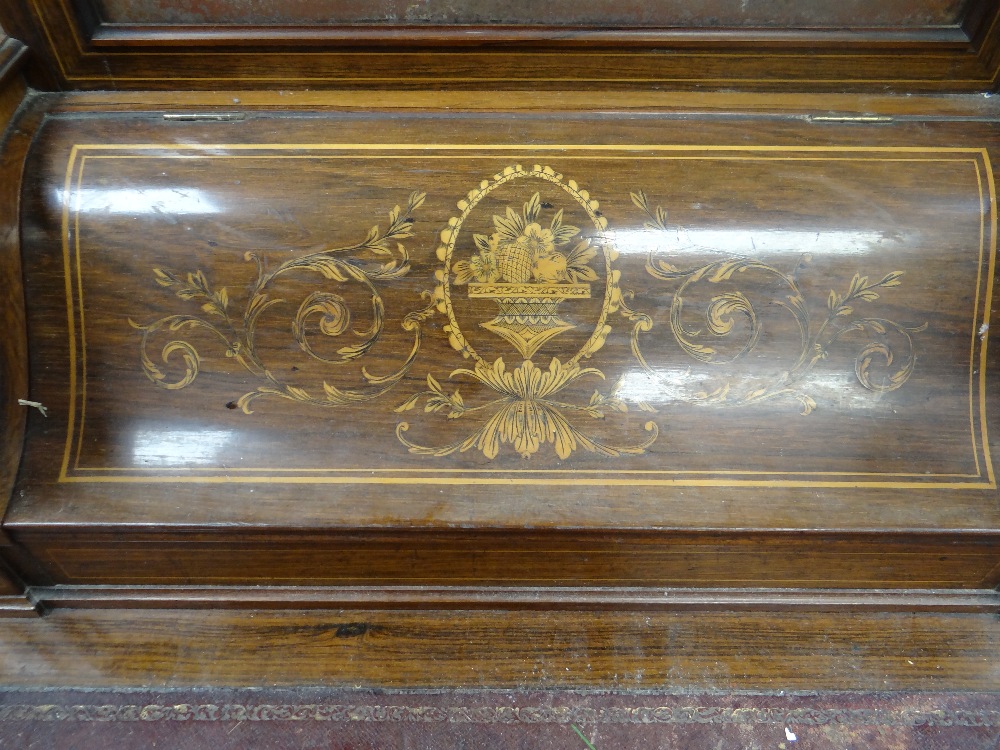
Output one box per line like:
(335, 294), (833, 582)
(0, 689), (997, 748)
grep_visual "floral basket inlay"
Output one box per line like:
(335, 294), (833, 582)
(452, 192), (597, 358)
(467, 282), (591, 358)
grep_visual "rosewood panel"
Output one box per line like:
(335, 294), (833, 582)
(5, 103), (999, 593)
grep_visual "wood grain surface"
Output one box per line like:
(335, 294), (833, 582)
(0, 607), (997, 690)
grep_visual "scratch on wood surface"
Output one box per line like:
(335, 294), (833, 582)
(17, 399), (47, 417)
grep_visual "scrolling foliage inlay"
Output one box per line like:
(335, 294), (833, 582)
(630, 191), (928, 415)
(132, 164), (928, 462)
(131, 191), (431, 412)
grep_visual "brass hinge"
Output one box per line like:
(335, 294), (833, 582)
(808, 114), (895, 124)
(162, 112), (246, 122)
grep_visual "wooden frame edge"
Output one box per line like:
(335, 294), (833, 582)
(87, 25), (974, 50)
(5, 0), (1000, 91)
(0, 41), (32, 546)
(0, 37), (28, 81)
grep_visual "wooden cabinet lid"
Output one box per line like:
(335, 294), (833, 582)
(10, 101), (999, 537)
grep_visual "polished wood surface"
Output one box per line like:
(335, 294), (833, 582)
(2, 0), (999, 91)
(0, 92), (994, 601)
(17, 111), (1000, 510)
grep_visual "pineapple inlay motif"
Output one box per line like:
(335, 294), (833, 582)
(452, 192), (598, 358)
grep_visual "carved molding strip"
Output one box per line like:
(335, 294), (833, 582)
(1, 703), (998, 727)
